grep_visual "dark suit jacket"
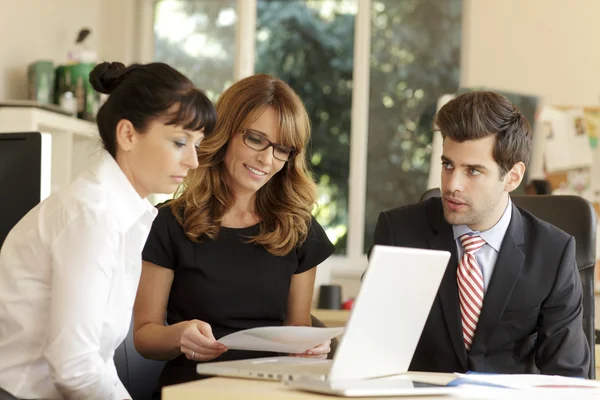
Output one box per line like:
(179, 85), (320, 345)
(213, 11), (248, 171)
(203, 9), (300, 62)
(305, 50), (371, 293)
(372, 197), (590, 377)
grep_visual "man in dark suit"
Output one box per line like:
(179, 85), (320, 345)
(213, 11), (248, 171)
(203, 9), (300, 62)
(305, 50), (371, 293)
(372, 91), (590, 377)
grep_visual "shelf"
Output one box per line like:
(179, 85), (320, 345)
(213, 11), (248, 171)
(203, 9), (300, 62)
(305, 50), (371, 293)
(0, 106), (98, 137)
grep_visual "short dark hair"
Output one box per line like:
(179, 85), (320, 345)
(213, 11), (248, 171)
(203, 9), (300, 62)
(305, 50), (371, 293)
(434, 91), (532, 176)
(89, 62), (216, 158)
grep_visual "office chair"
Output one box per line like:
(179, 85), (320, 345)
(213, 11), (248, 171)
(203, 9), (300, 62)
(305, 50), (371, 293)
(114, 320), (165, 400)
(115, 315), (337, 399)
(511, 194), (596, 379)
(419, 187), (441, 202)
(419, 189), (597, 379)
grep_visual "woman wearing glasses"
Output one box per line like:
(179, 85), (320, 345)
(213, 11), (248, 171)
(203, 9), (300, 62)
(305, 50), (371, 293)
(133, 74), (335, 391)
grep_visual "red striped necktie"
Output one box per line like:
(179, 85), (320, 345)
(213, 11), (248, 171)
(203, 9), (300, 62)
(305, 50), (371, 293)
(457, 234), (486, 351)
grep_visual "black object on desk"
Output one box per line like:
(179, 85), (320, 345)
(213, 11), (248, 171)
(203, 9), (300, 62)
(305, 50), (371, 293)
(318, 284), (342, 309)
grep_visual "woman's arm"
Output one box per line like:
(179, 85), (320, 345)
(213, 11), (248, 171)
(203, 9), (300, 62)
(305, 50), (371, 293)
(284, 267), (331, 358)
(132, 261), (180, 360)
(44, 213), (130, 399)
(133, 261), (227, 361)
(284, 267), (317, 327)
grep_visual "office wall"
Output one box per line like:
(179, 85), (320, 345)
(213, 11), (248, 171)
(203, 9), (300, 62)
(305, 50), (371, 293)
(462, 1), (600, 328)
(5, 1), (597, 105)
(461, 0), (600, 106)
(99, 0), (141, 66)
(0, 0), (138, 101)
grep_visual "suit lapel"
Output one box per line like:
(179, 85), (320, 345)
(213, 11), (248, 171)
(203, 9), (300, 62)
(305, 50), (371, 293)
(469, 204), (525, 355)
(428, 201), (468, 370)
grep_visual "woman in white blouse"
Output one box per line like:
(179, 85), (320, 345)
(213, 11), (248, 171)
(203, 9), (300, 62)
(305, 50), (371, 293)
(0, 61), (215, 400)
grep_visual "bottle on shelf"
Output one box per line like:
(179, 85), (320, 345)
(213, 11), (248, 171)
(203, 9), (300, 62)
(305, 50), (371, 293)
(57, 69), (78, 117)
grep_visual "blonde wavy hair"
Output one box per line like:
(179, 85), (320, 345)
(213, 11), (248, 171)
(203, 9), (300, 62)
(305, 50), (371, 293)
(169, 74), (317, 256)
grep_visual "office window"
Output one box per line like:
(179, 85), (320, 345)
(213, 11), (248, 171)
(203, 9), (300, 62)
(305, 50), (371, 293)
(154, 0), (237, 101)
(364, 0), (462, 251)
(255, 0), (357, 254)
(151, 0), (463, 271)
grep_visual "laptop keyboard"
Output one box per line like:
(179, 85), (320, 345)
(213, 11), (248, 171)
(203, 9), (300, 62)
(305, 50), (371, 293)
(245, 358), (332, 380)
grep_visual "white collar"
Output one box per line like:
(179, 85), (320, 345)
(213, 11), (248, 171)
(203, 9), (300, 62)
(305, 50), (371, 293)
(452, 198), (512, 252)
(90, 151), (157, 232)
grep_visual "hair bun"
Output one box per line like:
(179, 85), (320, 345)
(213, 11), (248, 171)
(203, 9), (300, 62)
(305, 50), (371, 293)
(89, 62), (127, 94)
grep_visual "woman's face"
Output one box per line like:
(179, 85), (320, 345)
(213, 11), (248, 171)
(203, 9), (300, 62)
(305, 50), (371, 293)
(121, 119), (204, 198)
(223, 107), (289, 197)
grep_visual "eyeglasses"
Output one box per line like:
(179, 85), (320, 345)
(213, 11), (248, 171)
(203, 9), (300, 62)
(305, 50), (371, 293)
(241, 129), (296, 162)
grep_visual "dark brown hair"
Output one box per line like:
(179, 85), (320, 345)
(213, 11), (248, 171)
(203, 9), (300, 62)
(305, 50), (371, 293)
(435, 91), (532, 176)
(89, 61), (216, 157)
(170, 74), (317, 256)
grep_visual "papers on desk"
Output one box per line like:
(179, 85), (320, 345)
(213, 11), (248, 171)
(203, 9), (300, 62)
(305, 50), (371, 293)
(450, 372), (600, 389)
(217, 326), (344, 354)
(449, 372), (600, 399)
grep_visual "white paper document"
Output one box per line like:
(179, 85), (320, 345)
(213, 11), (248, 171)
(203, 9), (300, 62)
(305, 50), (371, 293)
(451, 372), (600, 389)
(450, 373), (600, 399)
(217, 326), (344, 354)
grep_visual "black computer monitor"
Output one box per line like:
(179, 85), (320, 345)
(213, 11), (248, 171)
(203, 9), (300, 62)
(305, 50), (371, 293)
(0, 132), (50, 247)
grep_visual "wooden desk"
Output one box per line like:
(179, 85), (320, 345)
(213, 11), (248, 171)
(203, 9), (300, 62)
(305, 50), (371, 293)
(313, 311), (600, 378)
(164, 349), (600, 399)
(163, 372), (458, 400)
(311, 309), (350, 327)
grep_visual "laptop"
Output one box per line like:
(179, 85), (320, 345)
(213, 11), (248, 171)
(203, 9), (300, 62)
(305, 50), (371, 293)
(196, 245), (451, 394)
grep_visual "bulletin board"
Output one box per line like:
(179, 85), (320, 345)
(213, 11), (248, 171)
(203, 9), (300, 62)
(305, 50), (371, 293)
(541, 106), (600, 200)
(539, 106), (600, 285)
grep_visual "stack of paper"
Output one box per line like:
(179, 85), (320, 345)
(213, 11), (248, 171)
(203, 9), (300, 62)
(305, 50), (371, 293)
(217, 326), (344, 354)
(449, 372), (600, 399)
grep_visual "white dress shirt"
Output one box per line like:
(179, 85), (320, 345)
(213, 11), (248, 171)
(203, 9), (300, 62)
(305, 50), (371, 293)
(0, 151), (157, 399)
(452, 198), (512, 293)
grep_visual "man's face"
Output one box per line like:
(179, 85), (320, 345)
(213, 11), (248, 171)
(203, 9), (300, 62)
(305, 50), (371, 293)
(440, 136), (523, 231)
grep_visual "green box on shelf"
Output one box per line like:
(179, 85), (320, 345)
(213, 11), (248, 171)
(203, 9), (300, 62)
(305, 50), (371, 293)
(55, 63), (100, 121)
(27, 61), (55, 104)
